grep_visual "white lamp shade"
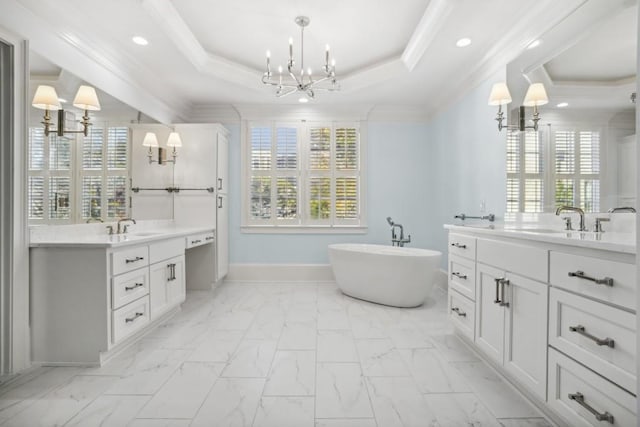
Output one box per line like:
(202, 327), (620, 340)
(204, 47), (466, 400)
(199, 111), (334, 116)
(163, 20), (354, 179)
(32, 85), (62, 110)
(488, 83), (512, 106)
(142, 132), (159, 147)
(166, 132), (182, 147)
(72, 85), (101, 111)
(523, 83), (549, 107)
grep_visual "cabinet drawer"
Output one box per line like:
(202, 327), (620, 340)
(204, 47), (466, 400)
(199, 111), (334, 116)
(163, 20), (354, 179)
(186, 231), (214, 249)
(549, 287), (636, 393)
(550, 251), (635, 311)
(149, 238), (185, 264)
(448, 233), (476, 260)
(548, 347), (636, 426)
(112, 296), (150, 344)
(112, 245), (149, 276)
(448, 254), (476, 300)
(477, 238), (547, 282)
(112, 268), (150, 310)
(448, 290), (475, 341)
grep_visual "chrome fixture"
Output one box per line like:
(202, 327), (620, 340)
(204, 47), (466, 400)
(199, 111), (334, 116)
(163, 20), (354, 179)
(117, 218), (136, 234)
(262, 16), (339, 100)
(561, 216), (573, 231)
(567, 270), (613, 287)
(454, 213), (495, 222)
(567, 392), (614, 423)
(143, 132), (182, 165)
(86, 217), (104, 223)
(555, 206), (586, 232)
(488, 82), (548, 131)
(32, 85), (101, 137)
(631, 92), (636, 104)
(607, 206), (636, 213)
(593, 217), (610, 233)
(568, 325), (614, 348)
(386, 217), (411, 247)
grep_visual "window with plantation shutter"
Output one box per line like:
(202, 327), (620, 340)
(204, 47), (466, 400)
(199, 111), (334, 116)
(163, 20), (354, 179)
(506, 130), (544, 213)
(244, 121), (364, 231)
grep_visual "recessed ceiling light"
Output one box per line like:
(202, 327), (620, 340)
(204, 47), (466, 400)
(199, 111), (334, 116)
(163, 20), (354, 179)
(298, 97), (309, 103)
(132, 36), (149, 46)
(456, 38), (472, 48)
(527, 39), (542, 50)
(556, 102), (569, 108)
(58, 98), (67, 104)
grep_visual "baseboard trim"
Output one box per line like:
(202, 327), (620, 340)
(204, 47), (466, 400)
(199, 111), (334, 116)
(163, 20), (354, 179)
(227, 263), (335, 282)
(435, 268), (448, 291)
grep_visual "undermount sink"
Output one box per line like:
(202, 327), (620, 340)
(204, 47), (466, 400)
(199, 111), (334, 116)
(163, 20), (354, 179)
(129, 232), (164, 237)
(507, 228), (565, 234)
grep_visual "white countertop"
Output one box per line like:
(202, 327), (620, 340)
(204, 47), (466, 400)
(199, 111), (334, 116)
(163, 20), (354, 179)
(29, 225), (214, 249)
(444, 224), (636, 254)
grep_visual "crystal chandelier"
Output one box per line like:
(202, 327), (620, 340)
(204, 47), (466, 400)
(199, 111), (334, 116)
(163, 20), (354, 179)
(262, 16), (339, 101)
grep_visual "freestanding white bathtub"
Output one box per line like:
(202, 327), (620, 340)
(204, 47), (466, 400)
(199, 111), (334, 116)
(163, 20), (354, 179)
(328, 243), (442, 307)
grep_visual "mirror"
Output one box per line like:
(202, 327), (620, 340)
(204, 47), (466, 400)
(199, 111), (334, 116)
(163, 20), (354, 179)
(505, 1), (637, 214)
(28, 51), (156, 224)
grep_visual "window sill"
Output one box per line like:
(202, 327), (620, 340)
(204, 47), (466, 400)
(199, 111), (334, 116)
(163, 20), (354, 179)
(241, 225), (368, 234)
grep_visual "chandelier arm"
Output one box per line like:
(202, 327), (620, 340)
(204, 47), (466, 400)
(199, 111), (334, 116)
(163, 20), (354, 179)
(276, 87), (299, 98)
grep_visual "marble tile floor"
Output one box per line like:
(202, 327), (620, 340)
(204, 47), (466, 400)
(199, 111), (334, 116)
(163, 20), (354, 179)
(0, 282), (554, 427)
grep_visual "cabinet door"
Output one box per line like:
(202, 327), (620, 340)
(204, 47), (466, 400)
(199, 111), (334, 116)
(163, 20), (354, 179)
(216, 133), (229, 194)
(504, 272), (549, 400)
(149, 262), (169, 319)
(216, 194), (229, 281)
(475, 263), (505, 365)
(173, 124), (218, 188)
(167, 255), (186, 306)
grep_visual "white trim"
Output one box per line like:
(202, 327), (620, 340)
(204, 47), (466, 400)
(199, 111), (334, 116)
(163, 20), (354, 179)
(226, 263), (335, 282)
(241, 226), (367, 234)
(434, 268), (448, 292)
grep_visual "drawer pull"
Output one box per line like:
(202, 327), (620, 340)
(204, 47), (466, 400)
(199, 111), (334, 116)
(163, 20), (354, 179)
(569, 325), (615, 348)
(125, 256), (144, 264)
(191, 239), (202, 244)
(124, 282), (144, 291)
(451, 307), (466, 317)
(452, 272), (467, 280)
(125, 312), (144, 323)
(450, 243), (467, 249)
(205, 236), (214, 241)
(568, 270), (613, 287)
(568, 392), (614, 424)
(494, 277), (502, 304)
(167, 263), (176, 281)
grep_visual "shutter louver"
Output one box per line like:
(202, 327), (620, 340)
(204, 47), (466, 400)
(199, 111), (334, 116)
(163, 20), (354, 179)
(555, 131), (575, 174)
(107, 176), (128, 218)
(107, 127), (128, 170)
(276, 127), (297, 169)
(309, 177), (331, 219)
(82, 176), (102, 219)
(28, 176), (44, 219)
(49, 134), (71, 171)
(555, 179), (574, 208)
(580, 179), (600, 213)
(524, 179), (543, 213)
(506, 178), (520, 213)
(29, 127), (45, 170)
(83, 127), (103, 170)
(276, 177), (297, 219)
(506, 131), (519, 174)
(309, 127), (331, 170)
(251, 127), (271, 170)
(335, 177), (358, 219)
(579, 131), (600, 174)
(250, 176), (271, 219)
(336, 128), (358, 170)
(49, 177), (71, 219)
(524, 131), (542, 174)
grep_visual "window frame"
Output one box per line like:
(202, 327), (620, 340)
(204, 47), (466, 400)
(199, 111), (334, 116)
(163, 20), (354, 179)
(241, 120), (367, 234)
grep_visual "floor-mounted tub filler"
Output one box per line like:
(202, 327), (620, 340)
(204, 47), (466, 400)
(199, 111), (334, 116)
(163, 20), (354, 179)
(328, 243), (442, 307)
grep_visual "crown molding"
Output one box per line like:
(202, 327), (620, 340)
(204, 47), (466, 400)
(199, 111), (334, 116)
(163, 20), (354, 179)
(401, 0), (454, 72)
(232, 103), (374, 122)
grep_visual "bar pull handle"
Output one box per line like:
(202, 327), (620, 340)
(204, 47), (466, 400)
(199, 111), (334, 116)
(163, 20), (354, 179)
(450, 243), (467, 249)
(568, 270), (613, 287)
(451, 307), (466, 317)
(568, 392), (614, 424)
(494, 277), (503, 304)
(205, 236), (214, 241)
(125, 282), (144, 291)
(191, 239), (202, 244)
(218, 196), (223, 209)
(452, 272), (467, 280)
(499, 279), (510, 307)
(218, 178), (223, 190)
(125, 312), (144, 323)
(167, 263), (176, 281)
(125, 256), (144, 264)
(569, 325), (614, 348)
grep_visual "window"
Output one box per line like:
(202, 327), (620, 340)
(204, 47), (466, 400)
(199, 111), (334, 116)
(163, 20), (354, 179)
(244, 121), (364, 231)
(506, 126), (601, 213)
(28, 125), (131, 223)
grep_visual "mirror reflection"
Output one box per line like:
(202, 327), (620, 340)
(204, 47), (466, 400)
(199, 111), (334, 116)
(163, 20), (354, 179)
(504, 3), (637, 214)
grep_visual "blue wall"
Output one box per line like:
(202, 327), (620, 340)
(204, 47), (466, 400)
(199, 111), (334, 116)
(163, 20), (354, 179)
(226, 122), (433, 264)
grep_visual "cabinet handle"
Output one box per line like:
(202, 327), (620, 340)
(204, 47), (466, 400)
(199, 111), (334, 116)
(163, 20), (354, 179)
(191, 239), (202, 244)
(125, 312), (144, 323)
(451, 307), (466, 317)
(494, 277), (503, 304)
(568, 270), (613, 287)
(569, 325), (615, 348)
(205, 236), (214, 241)
(125, 256), (144, 264)
(125, 282), (144, 291)
(568, 392), (614, 424)
(499, 279), (510, 307)
(167, 263), (175, 281)
(450, 243), (466, 249)
(452, 272), (467, 280)
(218, 196), (223, 209)
(218, 177), (223, 190)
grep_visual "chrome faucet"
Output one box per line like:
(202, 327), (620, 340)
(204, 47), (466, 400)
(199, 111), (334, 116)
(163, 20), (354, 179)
(86, 217), (104, 223)
(117, 218), (136, 234)
(386, 217), (411, 247)
(555, 206), (586, 231)
(608, 207), (636, 213)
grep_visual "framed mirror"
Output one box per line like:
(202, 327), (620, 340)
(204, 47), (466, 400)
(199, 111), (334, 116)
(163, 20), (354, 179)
(503, 0), (636, 214)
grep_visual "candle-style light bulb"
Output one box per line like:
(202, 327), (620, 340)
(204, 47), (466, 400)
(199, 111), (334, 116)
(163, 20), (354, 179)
(266, 50), (271, 74)
(289, 37), (293, 61)
(325, 44), (330, 67)
(307, 67), (312, 77)
(278, 65), (283, 84)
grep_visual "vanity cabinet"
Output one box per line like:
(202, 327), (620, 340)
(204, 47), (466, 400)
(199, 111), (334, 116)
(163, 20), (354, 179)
(150, 255), (185, 318)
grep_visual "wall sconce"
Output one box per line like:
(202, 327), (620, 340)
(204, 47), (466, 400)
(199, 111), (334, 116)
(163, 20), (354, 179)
(143, 131), (182, 165)
(489, 82), (548, 132)
(32, 85), (101, 137)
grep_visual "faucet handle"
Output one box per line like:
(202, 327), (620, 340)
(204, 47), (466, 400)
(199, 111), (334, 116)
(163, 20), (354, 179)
(594, 217), (610, 233)
(106, 225), (114, 235)
(561, 217), (573, 231)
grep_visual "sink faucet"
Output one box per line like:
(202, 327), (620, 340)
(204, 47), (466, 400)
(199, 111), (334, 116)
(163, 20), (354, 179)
(117, 218), (136, 234)
(608, 207), (636, 213)
(555, 206), (586, 231)
(86, 217), (103, 223)
(386, 217), (411, 247)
